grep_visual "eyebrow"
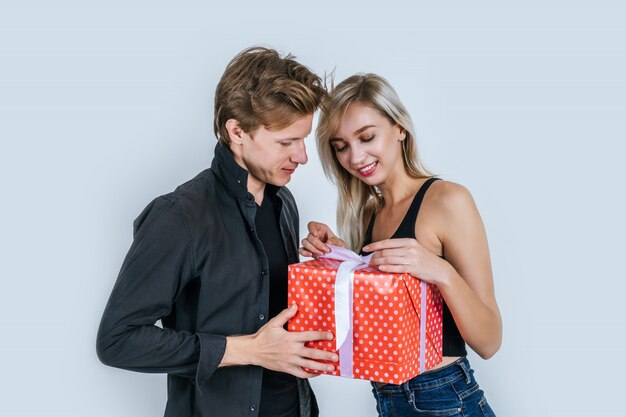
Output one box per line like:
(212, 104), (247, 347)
(277, 137), (305, 142)
(353, 125), (376, 135)
(330, 125), (376, 142)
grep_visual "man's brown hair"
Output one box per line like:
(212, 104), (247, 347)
(214, 47), (327, 144)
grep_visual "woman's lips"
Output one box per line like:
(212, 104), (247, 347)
(357, 161), (378, 177)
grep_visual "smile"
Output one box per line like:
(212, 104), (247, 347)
(357, 161), (378, 176)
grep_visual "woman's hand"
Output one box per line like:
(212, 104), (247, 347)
(299, 221), (347, 258)
(363, 238), (451, 286)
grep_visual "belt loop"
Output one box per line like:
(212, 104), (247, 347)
(402, 381), (415, 408)
(458, 358), (472, 384)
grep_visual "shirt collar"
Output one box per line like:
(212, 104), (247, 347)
(211, 142), (281, 203)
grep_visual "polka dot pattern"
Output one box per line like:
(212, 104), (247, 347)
(287, 258), (443, 385)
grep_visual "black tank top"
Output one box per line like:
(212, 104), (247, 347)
(362, 177), (467, 357)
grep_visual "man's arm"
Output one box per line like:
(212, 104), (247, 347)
(96, 196), (337, 386)
(96, 197), (219, 381)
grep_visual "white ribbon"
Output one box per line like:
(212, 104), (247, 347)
(319, 245), (372, 377)
(418, 280), (428, 373)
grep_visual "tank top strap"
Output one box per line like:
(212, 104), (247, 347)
(392, 177), (441, 239)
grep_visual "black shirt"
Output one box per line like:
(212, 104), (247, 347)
(96, 143), (318, 417)
(255, 192), (299, 417)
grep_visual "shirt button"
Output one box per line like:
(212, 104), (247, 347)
(261, 271), (265, 276)
(250, 405), (256, 411)
(258, 314), (265, 320)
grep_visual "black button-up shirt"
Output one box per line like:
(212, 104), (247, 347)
(96, 143), (318, 417)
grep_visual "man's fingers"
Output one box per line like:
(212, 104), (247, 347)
(297, 358), (335, 373)
(271, 304), (298, 327)
(287, 366), (320, 379)
(302, 347), (339, 362)
(293, 330), (334, 343)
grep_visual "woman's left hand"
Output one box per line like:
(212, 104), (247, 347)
(363, 238), (450, 286)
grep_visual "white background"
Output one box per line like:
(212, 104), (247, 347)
(1, 1), (625, 416)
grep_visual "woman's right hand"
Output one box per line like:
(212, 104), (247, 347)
(299, 221), (347, 258)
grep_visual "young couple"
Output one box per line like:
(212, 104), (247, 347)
(97, 46), (501, 417)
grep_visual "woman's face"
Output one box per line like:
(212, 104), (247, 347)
(330, 101), (406, 187)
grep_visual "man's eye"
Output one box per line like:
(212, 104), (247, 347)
(280, 142), (291, 147)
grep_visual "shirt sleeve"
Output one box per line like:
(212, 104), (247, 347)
(96, 196), (226, 387)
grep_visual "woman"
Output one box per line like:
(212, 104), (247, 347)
(300, 74), (501, 416)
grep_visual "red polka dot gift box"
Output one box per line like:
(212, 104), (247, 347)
(287, 245), (443, 385)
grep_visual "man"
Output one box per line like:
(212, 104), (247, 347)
(96, 47), (337, 417)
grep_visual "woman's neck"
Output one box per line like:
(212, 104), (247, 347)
(377, 170), (421, 207)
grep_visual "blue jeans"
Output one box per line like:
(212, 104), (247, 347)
(371, 357), (496, 417)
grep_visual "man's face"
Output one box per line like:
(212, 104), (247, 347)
(233, 113), (313, 188)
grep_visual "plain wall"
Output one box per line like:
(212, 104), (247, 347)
(1, 1), (625, 416)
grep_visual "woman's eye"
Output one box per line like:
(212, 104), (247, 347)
(361, 135), (375, 143)
(334, 145), (347, 153)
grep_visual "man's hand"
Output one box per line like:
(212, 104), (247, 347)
(299, 221), (347, 258)
(221, 304), (338, 378)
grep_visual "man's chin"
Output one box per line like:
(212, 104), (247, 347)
(267, 173), (292, 187)
(269, 178), (291, 187)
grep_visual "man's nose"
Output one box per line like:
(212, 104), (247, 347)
(291, 140), (308, 165)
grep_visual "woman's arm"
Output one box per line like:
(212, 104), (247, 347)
(366, 182), (502, 359)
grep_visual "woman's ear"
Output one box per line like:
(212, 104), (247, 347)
(399, 127), (407, 141)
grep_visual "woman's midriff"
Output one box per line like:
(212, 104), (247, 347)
(422, 356), (462, 373)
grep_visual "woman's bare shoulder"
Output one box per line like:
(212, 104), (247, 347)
(427, 179), (476, 215)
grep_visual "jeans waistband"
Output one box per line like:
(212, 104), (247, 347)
(373, 357), (473, 391)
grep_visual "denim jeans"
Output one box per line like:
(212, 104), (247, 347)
(371, 357), (496, 417)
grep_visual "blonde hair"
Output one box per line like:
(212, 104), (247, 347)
(214, 47), (327, 144)
(316, 73), (431, 250)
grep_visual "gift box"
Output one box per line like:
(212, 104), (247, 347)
(287, 246), (443, 385)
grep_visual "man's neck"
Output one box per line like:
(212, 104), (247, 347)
(247, 176), (266, 205)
